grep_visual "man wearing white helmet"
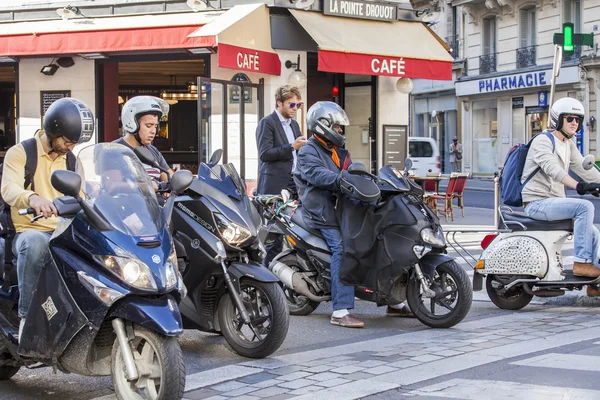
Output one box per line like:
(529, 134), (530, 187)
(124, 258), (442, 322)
(522, 97), (600, 296)
(114, 96), (172, 189)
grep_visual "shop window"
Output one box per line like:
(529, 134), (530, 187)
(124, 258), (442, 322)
(472, 101), (498, 174)
(0, 66), (16, 153)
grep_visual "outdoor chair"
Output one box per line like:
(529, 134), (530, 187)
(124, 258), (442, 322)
(428, 176), (458, 222)
(451, 174), (468, 217)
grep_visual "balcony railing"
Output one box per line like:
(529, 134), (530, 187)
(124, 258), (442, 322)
(445, 35), (460, 59)
(479, 53), (496, 74)
(516, 46), (536, 69)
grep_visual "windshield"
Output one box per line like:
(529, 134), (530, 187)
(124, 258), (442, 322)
(76, 143), (163, 237)
(197, 162), (246, 200)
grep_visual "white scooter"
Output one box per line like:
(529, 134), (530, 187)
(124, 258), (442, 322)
(473, 155), (600, 310)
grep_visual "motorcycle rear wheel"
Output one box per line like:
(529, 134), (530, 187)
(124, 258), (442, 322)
(0, 352), (19, 381)
(278, 255), (320, 316)
(407, 260), (472, 328)
(111, 325), (185, 400)
(486, 274), (533, 310)
(218, 279), (289, 359)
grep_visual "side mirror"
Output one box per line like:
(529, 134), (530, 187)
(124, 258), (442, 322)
(209, 149), (223, 165)
(404, 158), (413, 172)
(347, 162), (369, 174)
(51, 170), (82, 199)
(170, 170), (194, 194)
(134, 146), (170, 175)
(582, 154), (596, 171)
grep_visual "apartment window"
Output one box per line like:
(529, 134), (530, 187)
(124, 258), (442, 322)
(519, 6), (536, 48)
(517, 6), (536, 68)
(563, 0), (582, 31)
(480, 17), (496, 74)
(482, 17), (496, 55)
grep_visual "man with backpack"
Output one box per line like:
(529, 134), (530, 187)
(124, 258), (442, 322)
(521, 98), (600, 294)
(0, 97), (93, 338)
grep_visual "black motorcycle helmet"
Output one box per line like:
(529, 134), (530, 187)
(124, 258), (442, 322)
(43, 97), (94, 144)
(307, 101), (350, 147)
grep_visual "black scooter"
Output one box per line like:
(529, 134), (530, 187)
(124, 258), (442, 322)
(143, 149), (289, 359)
(254, 161), (472, 329)
(0, 143), (193, 400)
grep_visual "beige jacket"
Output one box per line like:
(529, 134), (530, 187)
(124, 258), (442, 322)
(521, 131), (600, 203)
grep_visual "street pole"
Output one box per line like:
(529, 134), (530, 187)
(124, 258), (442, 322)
(494, 172), (500, 228)
(547, 44), (563, 129)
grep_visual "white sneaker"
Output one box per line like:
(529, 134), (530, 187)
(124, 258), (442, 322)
(18, 318), (24, 343)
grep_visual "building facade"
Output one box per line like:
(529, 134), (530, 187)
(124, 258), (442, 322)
(448, 0), (598, 176)
(0, 0), (453, 187)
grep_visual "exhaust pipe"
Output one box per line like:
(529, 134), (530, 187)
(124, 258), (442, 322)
(270, 261), (331, 302)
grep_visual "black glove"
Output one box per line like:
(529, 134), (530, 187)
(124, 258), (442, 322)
(576, 182), (600, 197)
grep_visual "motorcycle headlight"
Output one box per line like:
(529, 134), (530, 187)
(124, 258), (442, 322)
(164, 250), (179, 290)
(214, 214), (252, 246)
(101, 255), (158, 291)
(420, 227), (445, 247)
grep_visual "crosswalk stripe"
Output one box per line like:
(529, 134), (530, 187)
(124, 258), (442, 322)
(511, 353), (600, 372)
(407, 378), (600, 399)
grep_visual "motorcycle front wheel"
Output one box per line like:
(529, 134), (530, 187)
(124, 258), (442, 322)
(111, 325), (185, 400)
(218, 279), (289, 359)
(407, 260), (472, 329)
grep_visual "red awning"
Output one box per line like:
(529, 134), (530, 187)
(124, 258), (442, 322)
(0, 12), (223, 57)
(290, 10), (453, 80)
(0, 26), (215, 57)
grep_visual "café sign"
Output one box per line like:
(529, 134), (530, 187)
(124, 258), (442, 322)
(324, 0), (397, 22)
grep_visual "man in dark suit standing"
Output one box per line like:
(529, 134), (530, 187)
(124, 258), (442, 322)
(256, 85), (306, 267)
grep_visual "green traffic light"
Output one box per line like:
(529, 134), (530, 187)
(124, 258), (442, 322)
(563, 22), (574, 51)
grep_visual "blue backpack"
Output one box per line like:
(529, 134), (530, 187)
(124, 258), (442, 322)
(500, 131), (555, 207)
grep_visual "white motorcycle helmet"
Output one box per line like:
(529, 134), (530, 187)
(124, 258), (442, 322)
(549, 97), (585, 133)
(121, 96), (170, 135)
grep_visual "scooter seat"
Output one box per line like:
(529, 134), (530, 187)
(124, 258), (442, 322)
(282, 208), (325, 239)
(502, 211), (573, 232)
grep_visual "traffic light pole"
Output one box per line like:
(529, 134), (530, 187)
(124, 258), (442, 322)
(547, 44), (563, 130)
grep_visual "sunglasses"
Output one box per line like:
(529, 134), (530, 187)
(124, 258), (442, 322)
(565, 116), (583, 123)
(288, 102), (303, 109)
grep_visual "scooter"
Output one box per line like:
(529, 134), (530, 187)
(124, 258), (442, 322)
(254, 160), (473, 329)
(0, 143), (193, 400)
(142, 149), (289, 359)
(474, 154), (600, 310)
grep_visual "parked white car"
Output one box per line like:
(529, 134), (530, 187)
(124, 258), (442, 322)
(408, 137), (441, 176)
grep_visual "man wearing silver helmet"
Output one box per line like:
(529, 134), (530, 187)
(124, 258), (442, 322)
(522, 97), (600, 295)
(114, 96), (172, 190)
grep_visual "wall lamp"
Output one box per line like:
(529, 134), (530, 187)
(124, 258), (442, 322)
(56, 5), (80, 20)
(41, 63), (59, 76)
(187, 0), (208, 12)
(285, 54), (307, 89)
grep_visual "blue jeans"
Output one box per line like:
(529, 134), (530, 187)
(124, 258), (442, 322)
(12, 230), (53, 318)
(319, 228), (354, 311)
(525, 198), (599, 265)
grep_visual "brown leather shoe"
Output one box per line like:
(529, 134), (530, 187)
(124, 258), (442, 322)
(573, 262), (600, 278)
(330, 314), (365, 328)
(386, 304), (416, 318)
(587, 285), (600, 297)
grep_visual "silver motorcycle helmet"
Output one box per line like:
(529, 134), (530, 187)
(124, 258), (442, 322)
(549, 97), (585, 133)
(121, 96), (170, 134)
(306, 101), (350, 147)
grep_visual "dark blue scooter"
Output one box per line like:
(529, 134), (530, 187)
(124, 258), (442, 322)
(0, 143), (193, 400)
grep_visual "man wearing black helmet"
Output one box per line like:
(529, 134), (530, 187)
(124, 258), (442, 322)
(1, 97), (93, 338)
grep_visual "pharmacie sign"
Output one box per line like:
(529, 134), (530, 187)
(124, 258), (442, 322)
(455, 66), (580, 96)
(324, 0), (397, 22)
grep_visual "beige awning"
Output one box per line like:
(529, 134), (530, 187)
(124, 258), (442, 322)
(188, 3), (274, 53)
(290, 10), (453, 80)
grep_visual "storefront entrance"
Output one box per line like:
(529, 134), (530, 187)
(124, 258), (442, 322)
(199, 77), (264, 188)
(0, 65), (16, 159)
